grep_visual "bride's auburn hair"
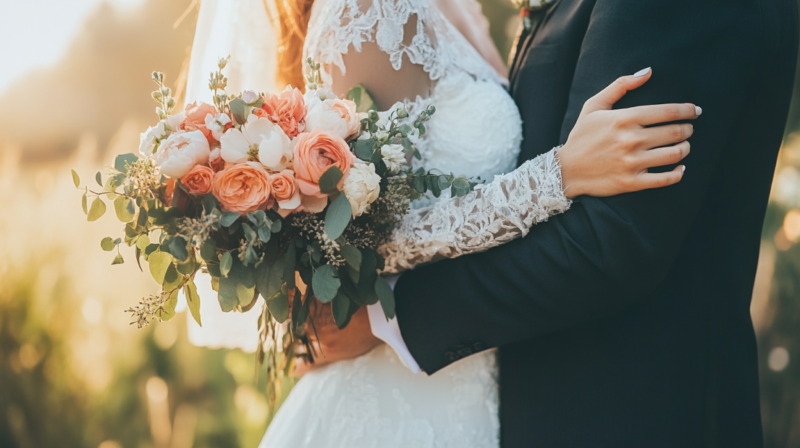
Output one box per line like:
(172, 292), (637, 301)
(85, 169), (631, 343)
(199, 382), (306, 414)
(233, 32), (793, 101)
(265, 0), (315, 90)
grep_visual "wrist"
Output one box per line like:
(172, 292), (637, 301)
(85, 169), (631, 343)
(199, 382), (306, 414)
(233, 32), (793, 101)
(555, 144), (584, 199)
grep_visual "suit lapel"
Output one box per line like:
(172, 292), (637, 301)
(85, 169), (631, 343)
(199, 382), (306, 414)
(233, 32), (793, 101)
(509, 0), (564, 95)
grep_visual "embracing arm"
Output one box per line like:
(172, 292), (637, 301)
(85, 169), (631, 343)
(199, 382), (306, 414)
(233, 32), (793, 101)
(394, 0), (764, 373)
(380, 148), (570, 274)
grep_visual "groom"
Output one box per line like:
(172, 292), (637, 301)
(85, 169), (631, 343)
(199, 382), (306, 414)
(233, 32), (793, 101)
(304, 0), (798, 446)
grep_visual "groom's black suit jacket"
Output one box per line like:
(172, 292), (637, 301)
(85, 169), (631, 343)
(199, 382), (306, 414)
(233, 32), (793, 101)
(394, 0), (798, 446)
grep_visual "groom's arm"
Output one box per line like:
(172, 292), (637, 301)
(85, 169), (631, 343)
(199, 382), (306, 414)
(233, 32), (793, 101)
(393, 0), (774, 373)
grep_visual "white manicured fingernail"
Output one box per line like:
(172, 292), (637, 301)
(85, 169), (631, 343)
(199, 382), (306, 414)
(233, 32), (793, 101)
(682, 166), (686, 173)
(695, 106), (703, 116)
(634, 67), (651, 77)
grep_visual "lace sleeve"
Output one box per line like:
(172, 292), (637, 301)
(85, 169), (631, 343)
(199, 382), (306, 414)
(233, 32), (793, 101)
(379, 147), (571, 274)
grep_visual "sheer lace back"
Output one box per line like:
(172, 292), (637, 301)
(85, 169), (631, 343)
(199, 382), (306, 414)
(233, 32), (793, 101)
(305, 0), (504, 89)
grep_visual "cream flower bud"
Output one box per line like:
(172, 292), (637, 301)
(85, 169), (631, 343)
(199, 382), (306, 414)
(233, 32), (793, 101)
(380, 144), (405, 173)
(342, 159), (381, 217)
(242, 90), (260, 104)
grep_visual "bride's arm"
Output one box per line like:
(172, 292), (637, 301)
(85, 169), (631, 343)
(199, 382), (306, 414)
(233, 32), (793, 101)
(380, 148), (570, 274)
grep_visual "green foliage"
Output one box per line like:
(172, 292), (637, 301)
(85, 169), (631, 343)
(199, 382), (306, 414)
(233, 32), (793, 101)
(147, 251), (173, 285)
(319, 166), (343, 195)
(114, 196), (135, 222)
(375, 275), (395, 319)
(229, 98), (247, 125)
(218, 258), (255, 312)
(332, 291), (351, 328)
(346, 83), (377, 113)
(324, 193), (351, 240)
(184, 279), (202, 327)
(71, 169), (80, 188)
(312, 264), (340, 303)
(87, 197), (106, 221)
(220, 252), (233, 277)
(114, 153), (139, 173)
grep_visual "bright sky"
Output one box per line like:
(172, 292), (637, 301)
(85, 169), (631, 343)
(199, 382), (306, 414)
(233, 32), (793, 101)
(0, 0), (145, 95)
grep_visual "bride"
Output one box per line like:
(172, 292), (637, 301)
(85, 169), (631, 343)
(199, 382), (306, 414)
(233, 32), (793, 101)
(183, 0), (698, 446)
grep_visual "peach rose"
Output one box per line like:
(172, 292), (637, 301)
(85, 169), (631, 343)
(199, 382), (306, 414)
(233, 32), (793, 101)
(180, 101), (218, 143)
(293, 129), (354, 199)
(209, 147), (226, 172)
(270, 170), (301, 213)
(211, 163), (272, 214)
(180, 165), (215, 195)
(262, 87), (306, 138)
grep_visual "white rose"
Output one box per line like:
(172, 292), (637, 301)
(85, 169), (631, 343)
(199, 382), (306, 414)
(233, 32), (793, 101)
(343, 160), (381, 217)
(303, 88), (338, 102)
(154, 130), (211, 178)
(305, 98), (360, 139)
(407, 126), (421, 144)
(204, 112), (231, 141)
(138, 121), (167, 156)
(380, 144), (405, 173)
(219, 116), (292, 170)
(242, 90), (260, 104)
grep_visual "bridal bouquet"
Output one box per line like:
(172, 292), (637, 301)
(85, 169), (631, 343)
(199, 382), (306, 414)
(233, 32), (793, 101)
(73, 57), (475, 394)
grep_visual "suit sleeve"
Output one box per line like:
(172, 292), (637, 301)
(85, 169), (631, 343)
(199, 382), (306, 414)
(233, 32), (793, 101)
(393, 0), (763, 374)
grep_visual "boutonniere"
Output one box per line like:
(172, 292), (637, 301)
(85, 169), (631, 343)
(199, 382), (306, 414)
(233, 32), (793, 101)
(514, 0), (554, 31)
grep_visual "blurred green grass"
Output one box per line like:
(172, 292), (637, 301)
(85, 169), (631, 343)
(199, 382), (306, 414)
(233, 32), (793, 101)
(0, 1), (798, 447)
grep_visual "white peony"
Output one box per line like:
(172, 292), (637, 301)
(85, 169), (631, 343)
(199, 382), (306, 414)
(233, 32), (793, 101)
(139, 121), (167, 156)
(154, 130), (211, 178)
(305, 97), (360, 139)
(204, 113), (232, 141)
(380, 144), (405, 173)
(219, 116), (292, 170)
(304, 88), (338, 102)
(342, 159), (381, 217)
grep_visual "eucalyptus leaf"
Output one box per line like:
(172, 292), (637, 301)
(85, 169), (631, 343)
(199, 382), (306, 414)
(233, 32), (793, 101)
(242, 223), (257, 243)
(200, 239), (216, 262)
(332, 291), (351, 329)
(163, 236), (189, 262)
(257, 227), (271, 244)
(218, 258), (256, 312)
(220, 252), (233, 277)
(283, 245), (296, 289)
(160, 289), (179, 322)
(411, 176), (426, 193)
(220, 212), (240, 227)
(319, 166), (343, 195)
(255, 256), (284, 301)
(452, 177), (471, 197)
(184, 280), (202, 327)
(136, 235), (150, 251)
(95, 172), (102, 187)
(375, 276), (396, 319)
(163, 263), (182, 291)
(354, 138), (375, 161)
(114, 196), (136, 222)
(266, 288), (290, 323)
(112, 254), (124, 265)
(341, 245), (362, 284)
(101, 237), (116, 252)
(201, 195), (218, 214)
(114, 153), (138, 173)
(71, 170), (80, 188)
(438, 175), (450, 190)
(229, 98), (247, 125)
(81, 192), (88, 214)
(87, 197), (107, 222)
(324, 193), (351, 240)
(312, 264), (340, 303)
(148, 251), (173, 285)
(345, 83), (377, 113)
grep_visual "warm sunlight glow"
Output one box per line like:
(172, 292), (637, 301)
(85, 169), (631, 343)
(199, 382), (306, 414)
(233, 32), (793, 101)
(0, 0), (145, 94)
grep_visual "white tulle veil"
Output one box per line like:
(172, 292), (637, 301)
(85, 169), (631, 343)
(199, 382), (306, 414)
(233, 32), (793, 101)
(178, 0), (279, 352)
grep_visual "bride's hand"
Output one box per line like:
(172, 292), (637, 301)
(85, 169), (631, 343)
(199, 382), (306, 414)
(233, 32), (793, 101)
(558, 68), (700, 198)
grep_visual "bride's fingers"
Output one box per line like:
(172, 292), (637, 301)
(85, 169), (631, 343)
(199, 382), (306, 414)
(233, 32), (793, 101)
(581, 67), (652, 115)
(637, 123), (694, 149)
(625, 103), (701, 126)
(635, 164), (686, 190)
(637, 141), (690, 169)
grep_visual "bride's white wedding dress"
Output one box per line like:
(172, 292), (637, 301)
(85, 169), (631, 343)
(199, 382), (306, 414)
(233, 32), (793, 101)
(257, 0), (569, 446)
(183, 0), (569, 446)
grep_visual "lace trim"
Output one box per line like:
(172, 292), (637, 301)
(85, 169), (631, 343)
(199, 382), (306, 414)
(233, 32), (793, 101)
(379, 147), (570, 274)
(304, 0), (503, 86)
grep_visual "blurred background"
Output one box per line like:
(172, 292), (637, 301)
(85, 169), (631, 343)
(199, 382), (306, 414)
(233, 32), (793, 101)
(0, 1), (798, 447)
